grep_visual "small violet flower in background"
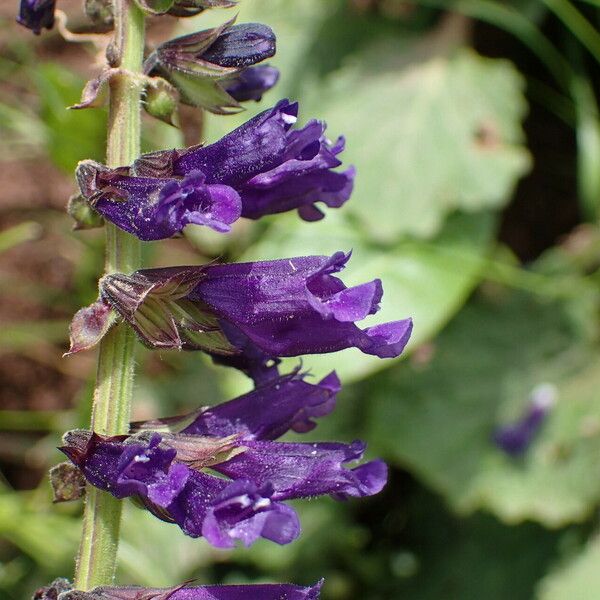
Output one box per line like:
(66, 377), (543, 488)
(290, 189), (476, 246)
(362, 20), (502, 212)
(59, 371), (386, 548)
(76, 100), (354, 240)
(493, 383), (557, 456)
(34, 578), (322, 599)
(17, 0), (55, 34)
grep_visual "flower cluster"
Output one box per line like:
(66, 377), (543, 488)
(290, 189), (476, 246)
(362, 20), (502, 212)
(60, 370), (386, 548)
(22, 0), (414, 596)
(76, 100), (354, 239)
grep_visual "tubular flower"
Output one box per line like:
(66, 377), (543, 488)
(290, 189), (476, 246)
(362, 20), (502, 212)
(75, 100), (354, 239)
(69, 252), (412, 359)
(34, 578), (323, 599)
(76, 163), (241, 240)
(60, 426), (386, 548)
(132, 369), (341, 440)
(17, 0), (55, 34)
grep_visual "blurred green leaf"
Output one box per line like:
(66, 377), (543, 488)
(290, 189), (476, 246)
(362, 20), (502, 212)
(537, 532), (600, 600)
(365, 287), (600, 526)
(571, 76), (600, 221)
(33, 63), (107, 173)
(0, 490), (79, 571)
(117, 503), (215, 586)
(301, 47), (531, 241)
(386, 485), (564, 600)
(0, 222), (41, 254)
(0, 320), (69, 352)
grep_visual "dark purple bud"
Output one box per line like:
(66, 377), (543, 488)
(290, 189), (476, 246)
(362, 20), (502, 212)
(66, 299), (117, 356)
(200, 23), (276, 69)
(493, 384), (557, 456)
(95, 253), (412, 360)
(147, 22), (275, 76)
(223, 65), (279, 103)
(132, 369), (340, 440)
(17, 0), (55, 35)
(142, 20), (276, 113)
(35, 579), (323, 600)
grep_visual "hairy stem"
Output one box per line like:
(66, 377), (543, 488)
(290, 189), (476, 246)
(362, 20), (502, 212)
(74, 0), (145, 589)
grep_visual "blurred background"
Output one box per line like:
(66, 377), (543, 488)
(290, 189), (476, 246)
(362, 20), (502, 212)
(2, 0), (600, 598)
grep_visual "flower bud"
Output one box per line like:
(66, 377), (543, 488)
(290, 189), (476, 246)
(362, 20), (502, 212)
(143, 78), (179, 126)
(49, 462), (86, 503)
(16, 0), (55, 35)
(84, 0), (114, 27)
(144, 20), (277, 113)
(67, 194), (104, 230)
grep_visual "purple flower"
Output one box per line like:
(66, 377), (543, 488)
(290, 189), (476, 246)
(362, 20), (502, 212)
(208, 322), (283, 384)
(493, 384), (557, 456)
(35, 578), (323, 599)
(212, 440), (387, 500)
(133, 369), (341, 440)
(95, 252), (412, 359)
(224, 65), (279, 102)
(75, 100), (354, 238)
(172, 99), (355, 221)
(60, 430), (297, 547)
(60, 423), (386, 547)
(17, 0), (55, 34)
(76, 163), (241, 240)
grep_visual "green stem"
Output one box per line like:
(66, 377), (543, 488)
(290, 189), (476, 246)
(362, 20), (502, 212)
(542, 0), (600, 65)
(74, 0), (145, 590)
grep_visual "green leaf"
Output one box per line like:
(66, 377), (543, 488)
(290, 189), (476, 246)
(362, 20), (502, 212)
(241, 210), (494, 382)
(538, 532), (600, 600)
(365, 288), (600, 526)
(301, 47), (531, 241)
(33, 63), (107, 173)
